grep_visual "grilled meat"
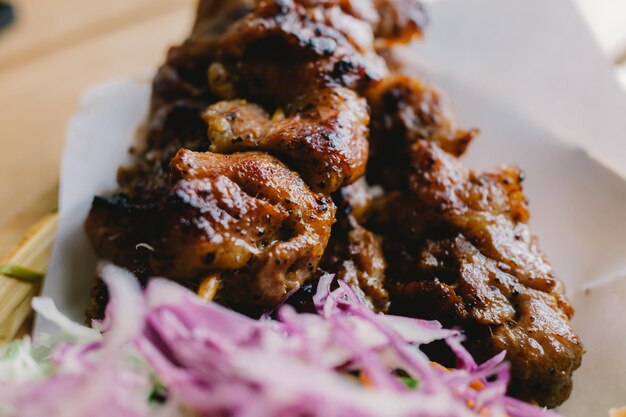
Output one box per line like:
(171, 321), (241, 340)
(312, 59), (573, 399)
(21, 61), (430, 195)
(208, 0), (388, 102)
(116, 2), (258, 201)
(406, 141), (569, 308)
(84, 0), (582, 407)
(155, 149), (335, 309)
(369, 141), (582, 407)
(390, 236), (582, 407)
(366, 74), (477, 189)
(320, 214), (389, 312)
(203, 86), (369, 192)
(89, 150), (336, 314)
(86, 195), (153, 273)
(289, 0), (427, 45)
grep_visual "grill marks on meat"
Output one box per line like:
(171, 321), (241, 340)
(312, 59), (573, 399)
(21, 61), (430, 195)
(84, 0), (583, 407)
(208, 0), (388, 101)
(203, 87), (369, 192)
(88, 0), (409, 311)
(204, 0), (388, 192)
(366, 75), (477, 189)
(320, 214), (389, 312)
(290, 0), (427, 46)
(391, 236), (582, 407)
(153, 150), (335, 310)
(372, 141), (582, 407)
(406, 142), (570, 310)
(369, 75), (476, 157)
(116, 1), (258, 201)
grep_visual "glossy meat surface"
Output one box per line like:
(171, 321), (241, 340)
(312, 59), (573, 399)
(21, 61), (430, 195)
(366, 75), (476, 189)
(372, 141), (582, 407)
(407, 141), (570, 309)
(116, 2), (257, 201)
(84, 0), (583, 407)
(203, 0), (386, 193)
(203, 86), (369, 192)
(120, 0), (429, 202)
(88, 150), (335, 313)
(209, 0), (388, 102)
(390, 236), (582, 407)
(154, 149), (336, 309)
(320, 214), (389, 312)
(290, 0), (427, 44)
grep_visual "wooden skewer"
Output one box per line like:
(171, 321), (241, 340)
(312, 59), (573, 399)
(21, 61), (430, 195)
(197, 273), (221, 302)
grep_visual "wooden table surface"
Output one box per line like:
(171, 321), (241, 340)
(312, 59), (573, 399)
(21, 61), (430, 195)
(0, 0), (196, 256)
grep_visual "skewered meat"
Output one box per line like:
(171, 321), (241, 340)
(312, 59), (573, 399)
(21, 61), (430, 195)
(366, 74), (477, 189)
(88, 149), (336, 314)
(84, 0), (582, 407)
(390, 236), (582, 407)
(203, 86), (369, 192)
(320, 214), (389, 312)
(289, 0), (427, 45)
(368, 75), (475, 156)
(406, 141), (570, 309)
(89, 0), (403, 311)
(116, 2), (258, 201)
(203, 0), (389, 193)
(153, 149), (335, 310)
(208, 0), (388, 102)
(371, 141), (582, 407)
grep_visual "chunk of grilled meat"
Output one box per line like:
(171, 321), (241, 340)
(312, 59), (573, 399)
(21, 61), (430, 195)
(87, 149), (336, 315)
(366, 75), (477, 189)
(209, 0), (388, 103)
(390, 236), (582, 408)
(368, 141), (581, 407)
(84, 0), (583, 407)
(89, 0), (415, 316)
(85, 194), (158, 321)
(118, 0), (429, 202)
(305, 177), (389, 312)
(320, 214), (389, 312)
(202, 0), (385, 193)
(117, 2), (258, 201)
(406, 141), (570, 309)
(286, 213), (389, 315)
(118, 100), (213, 200)
(150, 149), (335, 311)
(286, 0), (427, 46)
(203, 86), (369, 193)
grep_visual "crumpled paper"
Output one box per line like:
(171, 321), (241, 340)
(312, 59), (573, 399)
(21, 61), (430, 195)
(37, 0), (626, 415)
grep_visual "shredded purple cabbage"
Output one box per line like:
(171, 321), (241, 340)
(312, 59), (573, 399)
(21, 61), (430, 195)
(0, 264), (561, 417)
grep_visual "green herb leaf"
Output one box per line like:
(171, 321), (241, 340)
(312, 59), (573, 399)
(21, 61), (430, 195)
(149, 380), (167, 404)
(0, 263), (44, 282)
(399, 376), (418, 389)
